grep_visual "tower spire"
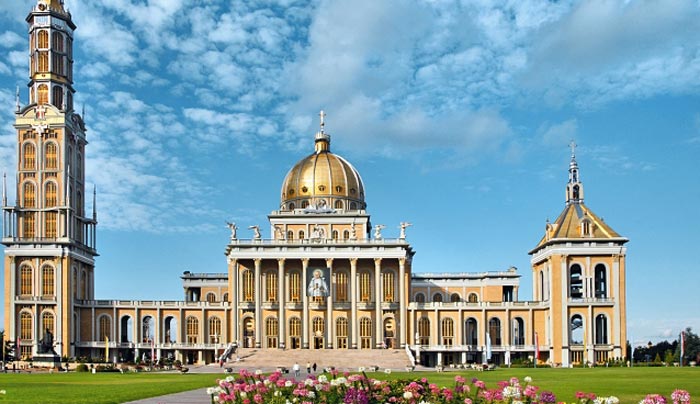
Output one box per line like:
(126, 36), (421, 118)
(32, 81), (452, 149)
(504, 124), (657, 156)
(566, 140), (584, 204)
(15, 86), (20, 113)
(2, 172), (7, 207)
(92, 184), (97, 220)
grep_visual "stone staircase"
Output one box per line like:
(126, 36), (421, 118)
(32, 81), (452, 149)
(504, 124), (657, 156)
(223, 348), (412, 373)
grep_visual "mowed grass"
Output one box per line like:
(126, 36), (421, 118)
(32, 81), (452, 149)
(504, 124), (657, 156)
(372, 367), (699, 403)
(0, 372), (219, 404)
(0, 367), (697, 404)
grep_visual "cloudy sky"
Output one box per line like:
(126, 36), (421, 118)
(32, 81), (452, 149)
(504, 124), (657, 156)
(1, 0), (699, 346)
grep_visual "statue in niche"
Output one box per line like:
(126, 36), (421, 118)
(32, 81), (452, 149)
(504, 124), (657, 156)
(38, 328), (56, 355)
(311, 224), (326, 239)
(274, 225), (284, 239)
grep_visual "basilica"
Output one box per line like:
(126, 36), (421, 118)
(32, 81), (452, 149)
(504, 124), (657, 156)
(3, 0), (628, 368)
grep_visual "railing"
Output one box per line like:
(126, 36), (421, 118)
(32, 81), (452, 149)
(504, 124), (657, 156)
(75, 299), (231, 308)
(568, 297), (615, 304)
(228, 238), (408, 246)
(408, 301), (548, 309)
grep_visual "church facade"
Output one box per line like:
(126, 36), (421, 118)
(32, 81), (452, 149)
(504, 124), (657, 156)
(3, 0), (628, 368)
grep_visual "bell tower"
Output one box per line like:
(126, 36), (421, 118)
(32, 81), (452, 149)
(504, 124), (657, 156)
(2, 0), (97, 359)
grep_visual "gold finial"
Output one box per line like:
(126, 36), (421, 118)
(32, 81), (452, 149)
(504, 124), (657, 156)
(319, 110), (326, 133)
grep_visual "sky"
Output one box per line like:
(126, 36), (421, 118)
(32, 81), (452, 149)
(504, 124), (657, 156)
(1, 0), (699, 347)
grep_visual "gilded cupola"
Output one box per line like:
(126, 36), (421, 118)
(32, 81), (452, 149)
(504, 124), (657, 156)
(280, 111), (366, 212)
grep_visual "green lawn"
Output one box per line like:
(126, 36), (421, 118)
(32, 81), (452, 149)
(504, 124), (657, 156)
(0, 367), (697, 404)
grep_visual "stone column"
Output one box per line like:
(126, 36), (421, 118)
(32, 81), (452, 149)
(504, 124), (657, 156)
(302, 258), (309, 349)
(254, 259), (262, 348)
(399, 258), (406, 348)
(326, 258), (334, 349)
(278, 258), (286, 349)
(374, 258), (382, 348)
(350, 258), (358, 349)
(231, 259), (238, 345)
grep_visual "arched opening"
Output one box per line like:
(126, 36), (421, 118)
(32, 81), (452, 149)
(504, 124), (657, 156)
(359, 317), (372, 349)
(432, 293), (443, 303)
(594, 264), (607, 298)
(383, 317), (395, 348)
(441, 318), (454, 346)
(142, 315), (155, 342)
(468, 293), (478, 303)
(336, 317), (348, 349)
(265, 317), (278, 348)
(465, 318), (478, 346)
(382, 271), (395, 302)
(539, 270), (546, 301)
(488, 318), (501, 346)
(512, 317), (525, 346)
(335, 271), (348, 302)
(243, 317), (254, 348)
(120, 316), (133, 343)
(570, 314), (584, 345)
(164, 317), (177, 343)
(206, 292), (216, 303)
(414, 292), (425, 303)
(289, 317), (301, 349)
(242, 269), (254, 302)
(289, 271), (301, 302)
(418, 317), (430, 345)
(186, 316), (199, 344)
(312, 316), (324, 349)
(450, 293), (461, 303)
(569, 264), (583, 298)
(98, 315), (111, 342)
(595, 314), (608, 344)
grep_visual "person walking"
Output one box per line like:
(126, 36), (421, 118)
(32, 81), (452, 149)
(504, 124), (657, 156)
(293, 362), (300, 377)
(312, 362), (317, 373)
(306, 362), (311, 374)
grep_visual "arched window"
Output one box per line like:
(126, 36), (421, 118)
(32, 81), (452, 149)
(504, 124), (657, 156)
(20, 312), (33, 340)
(98, 315), (111, 341)
(383, 271), (395, 302)
(468, 293), (479, 303)
(312, 316), (324, 348)
(595, 314), (608, 344)
(332, 230), (338, 239)
(41, 265), (54, 296)
(38, 30), (48, 48)
(242, 269), (254, 302)
(266, 272), (277, 302)
(441, 318), (454, 346)
(142, 316), (155, 342)
(343, 230), (350, 239)
(335, 271), (348, 302)
(44, 181), (58, 207)
(360, 317), (372, 349)
(23, 143), (36, 170)
(205, 292), (216, 303)
(52, 32), (63, 52)
(350, 202), (357, 210)
(209, 316), (222, 343)
(359, 271), (371, 302)
(570, 314), (584, 345)
(465, 318), (478, 345)
(569, 264), (583, 298)
(414, 292), (425, 303)
(38, 83), (48, 103)
(20, 264), (33, 295)
(301, 200), (308, 209)
(289, 317), (301, 349)
(289, 271), (301, 302)
(287, 230), (294, 240)
(222, 293), (229, 302)
(334, 200), (343, 209)
(80, 270), (87, 299)
(45, 142), (58, 169)
(336, 317), (348, 349)
(450, 293), (461, 303)
(488, 318), (501, 345)
(418, 317), (430, 345)
(539, 270), (546, 301)
(38, 52), (49, 73)
(298, 230), (305, 240)
(265, 317), (278, 348)
(42, 311), (54, 336)
(594, 264), (607, 298)
(512, 317), (525, 345)
(23, 182), (36, 208)
(288, 203), (295, 210)
(432, 293), (443, 303)
(186, 316), (199, 344)
(52, 86), (63, 108)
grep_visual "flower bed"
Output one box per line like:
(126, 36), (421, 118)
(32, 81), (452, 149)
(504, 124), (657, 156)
(207, 370), (692, 404)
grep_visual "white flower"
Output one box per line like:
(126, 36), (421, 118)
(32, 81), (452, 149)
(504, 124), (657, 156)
(606, 397), (620, 404)
(503, 386), (521, 399)
(240, 392), (247, 398)
(255, 369), (263, 375)
(307, 391), (316, 398)
(304, 378), (314, 386)
(419, 401), (432, 404)
(285, 380), (293, 387)
(274, 391), (281, 397)
(404, 391), (414, 399)
(264, 379), (271, 386)
(524, 376), (532, 383)
(318, 374), (328, 383)
(225, 376), (234, 382)
(206, 387), (217, 395)
(384, 368), (392, 374)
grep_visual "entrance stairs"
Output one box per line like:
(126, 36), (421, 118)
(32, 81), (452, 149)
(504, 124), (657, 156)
(223, 348), (412, 373)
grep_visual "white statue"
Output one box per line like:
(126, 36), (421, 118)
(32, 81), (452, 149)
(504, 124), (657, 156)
(311, 224), (326, 239)
(374, 224), (385, 240)
(350, 220), (357, 239)
(226, 221), (238, 241)
(274, 225), (284, 239)
(399, 222), (412, 239)
(248, 225), (261, 240)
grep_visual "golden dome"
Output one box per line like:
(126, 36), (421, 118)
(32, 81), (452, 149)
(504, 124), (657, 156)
(280, 116), (365, 212)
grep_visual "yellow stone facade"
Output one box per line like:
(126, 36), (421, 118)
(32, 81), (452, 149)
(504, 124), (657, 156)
(3, 1), (627, 368)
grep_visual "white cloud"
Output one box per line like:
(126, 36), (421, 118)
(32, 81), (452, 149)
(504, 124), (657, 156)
(539, 119), (578, 148)
(0, 31), (23, 48)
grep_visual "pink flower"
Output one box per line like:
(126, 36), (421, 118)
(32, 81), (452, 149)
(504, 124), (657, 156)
(671, 389), (691, 404)
(455, 375), (466, 384)
(253, 393), (263, 403)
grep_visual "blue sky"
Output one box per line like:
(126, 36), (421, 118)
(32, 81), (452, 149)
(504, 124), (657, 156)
(1, 0), (699, 347)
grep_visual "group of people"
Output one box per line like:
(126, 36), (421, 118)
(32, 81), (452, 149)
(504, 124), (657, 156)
(291, 361), (317, 377)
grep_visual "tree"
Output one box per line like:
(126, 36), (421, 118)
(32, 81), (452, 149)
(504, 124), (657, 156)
(675, 327), (700, 365)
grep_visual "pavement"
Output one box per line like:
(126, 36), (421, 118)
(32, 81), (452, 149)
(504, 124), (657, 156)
(122, 387), (212, 404)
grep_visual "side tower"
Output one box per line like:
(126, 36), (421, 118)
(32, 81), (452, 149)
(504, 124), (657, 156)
(3, 0), (97, 359)
(529, 144), (627, 367)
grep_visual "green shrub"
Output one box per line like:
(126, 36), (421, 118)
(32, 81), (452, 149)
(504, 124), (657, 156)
(75, 363), (89, 372)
